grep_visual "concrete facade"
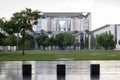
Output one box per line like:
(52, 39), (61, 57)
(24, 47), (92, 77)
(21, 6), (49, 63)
(35, 12), (91, 32)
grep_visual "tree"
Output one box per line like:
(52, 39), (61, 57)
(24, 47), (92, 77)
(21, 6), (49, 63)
(24, 33), (34, 50)
(11, 8), (41, 55)
(56, 32), (75, 50)
(0, 18), (17, 35)
(36, 30), (49, 50)
(63, 32), (75, 48)
(0, 18), (7, 51)
(85, 30), (90, 49)
(48, 36), (56, 50)
(5, 35), (17, 46)
(4, 35), (17, 51)
(0, 33), (6, 48)
(84, 34), (88, 49)
(0, 18), (20, 51)
(2, 20), (16, 34)
(56, 33), (65, 50)
(0, 18), (4, 30)
(95, 35), (101, 49)
(95, 31), (116, 50)
(0, 33), (4, 44)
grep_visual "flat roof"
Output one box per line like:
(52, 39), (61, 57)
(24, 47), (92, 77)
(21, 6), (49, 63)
(92, 24), (120, 32)
(92, 24), (110, 32)
(42, 12), (90, 18)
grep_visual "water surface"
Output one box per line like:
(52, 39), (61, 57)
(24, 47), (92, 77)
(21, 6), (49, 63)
(0, 61), (120, 80)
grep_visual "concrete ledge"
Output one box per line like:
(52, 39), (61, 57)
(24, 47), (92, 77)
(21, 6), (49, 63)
(56, 58), (74, 61)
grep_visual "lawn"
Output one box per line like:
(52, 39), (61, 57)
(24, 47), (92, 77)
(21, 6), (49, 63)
(0, 50), (120, 61)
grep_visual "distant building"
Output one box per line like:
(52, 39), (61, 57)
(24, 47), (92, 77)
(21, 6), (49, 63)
(92, 24), (120, 49)
(35, 12), (91, 32)
(34, 12), (91, 49)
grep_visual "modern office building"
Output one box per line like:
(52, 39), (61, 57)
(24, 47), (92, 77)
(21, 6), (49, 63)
(35, 12), (91, 32)
(34, 12), (91, 49)
(92, 24), (120, 49)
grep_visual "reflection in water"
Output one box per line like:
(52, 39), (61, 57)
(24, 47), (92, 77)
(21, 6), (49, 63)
(57, 76), (65, 80)
(0, 61), (120, 80)
(22, 64), (32, 80)
(90, 64), (100, 80)
(23, 76), (31, 80)
(91, 76), (99, 80)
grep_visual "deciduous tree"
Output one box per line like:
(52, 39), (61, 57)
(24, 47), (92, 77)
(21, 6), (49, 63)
(56, 32), (75, 50)
(36, 30), (49, 50)
(95, 31), (115, 50)
(11, 8), (41, 55)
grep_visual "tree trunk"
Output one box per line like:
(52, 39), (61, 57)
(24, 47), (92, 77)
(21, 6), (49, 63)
(22, 30), (25, 55)
(22, 41), (25, 55)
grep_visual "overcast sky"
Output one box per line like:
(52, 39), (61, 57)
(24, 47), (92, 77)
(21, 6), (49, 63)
(0, 0), (120, 30)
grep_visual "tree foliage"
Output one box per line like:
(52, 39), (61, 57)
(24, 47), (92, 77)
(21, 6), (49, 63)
(0, 18), (5, 30)
(56, 32), (75, 50)
(47, 36), (56, 50)
(11, 8), (41, 32)
(63, 32), (75, 47)
(36, 30), (49, 50)
(0, 18), (7, 46)
(24, 33), (34, 49)
(4, 35), (17, 46)
(95, 31), (116, 50)
(35, 31), (75, 50)
(0, 33), (6, 45)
